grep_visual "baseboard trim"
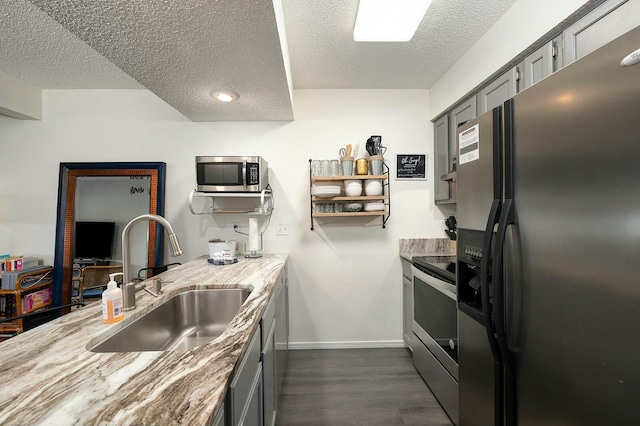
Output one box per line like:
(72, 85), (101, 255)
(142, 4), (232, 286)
(288, 340), (407, 350)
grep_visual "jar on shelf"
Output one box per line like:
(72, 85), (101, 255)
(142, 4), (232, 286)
(329, 159), (341, 176)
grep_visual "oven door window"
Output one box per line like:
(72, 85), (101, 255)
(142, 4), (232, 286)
(414, 276), (458, 363)
(197, 163), (243, 186)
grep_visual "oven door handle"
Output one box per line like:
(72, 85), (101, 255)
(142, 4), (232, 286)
(411, 266), (456, 300)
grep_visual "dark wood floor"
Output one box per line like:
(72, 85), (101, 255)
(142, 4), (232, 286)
(276, 348), (454, 426)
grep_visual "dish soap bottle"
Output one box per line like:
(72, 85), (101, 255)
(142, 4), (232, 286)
(102, 272), (124, 324)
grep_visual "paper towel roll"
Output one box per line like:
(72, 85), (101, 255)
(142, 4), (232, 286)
(248, 217), (260, 251)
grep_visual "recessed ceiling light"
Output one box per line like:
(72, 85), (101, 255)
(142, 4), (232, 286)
(210, 90), (239, 102)
(353, 0), (432, 42)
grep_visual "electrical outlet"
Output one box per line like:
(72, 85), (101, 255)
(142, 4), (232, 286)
(277, 223), (289, 235)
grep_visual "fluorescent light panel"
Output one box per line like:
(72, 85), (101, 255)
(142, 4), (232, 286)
(354, 0), (432, 42)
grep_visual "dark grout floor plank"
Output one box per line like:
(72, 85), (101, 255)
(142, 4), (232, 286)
(276, 348), (454, 426)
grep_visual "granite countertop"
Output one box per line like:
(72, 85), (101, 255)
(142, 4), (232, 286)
(399, 238), (457, 262)
(0, 253), (288, 426)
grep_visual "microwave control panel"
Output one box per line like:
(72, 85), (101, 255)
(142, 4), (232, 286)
(247, 163), (259, 185)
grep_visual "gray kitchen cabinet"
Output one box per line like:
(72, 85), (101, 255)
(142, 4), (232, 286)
(261, 318), (276, 426)
(519, 41), (554, 91)
(401, 258), (413, 350)
(211, 406), (225, 426)
(477, 68), (518, 114)
(562, 0), (640, 66)
(432, 97), (475, 207)
(434, 114), (455, 204)
(228, 329), (262, 426)
(240, 364), (263, 426)
(450, 96), (477, 171)
(552, 35), (563, 73)
(261, 268), (288, 426)
(274, 271), (288, 398)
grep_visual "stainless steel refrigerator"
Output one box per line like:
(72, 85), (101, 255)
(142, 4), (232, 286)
(456, 25), (640, 426)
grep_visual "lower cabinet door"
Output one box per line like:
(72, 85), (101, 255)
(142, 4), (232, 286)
(239, 363), (263, 426)
(229, 330), (262, 426)
(262, 319), (276, 426)
(403, 276), (413, 349)
(275, 278), (289, 398)
(211, 405), (225, 426)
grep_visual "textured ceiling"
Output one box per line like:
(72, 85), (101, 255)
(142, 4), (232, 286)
(1, 0), (142, 89)
(283, 0), (518, 89)
(0, 0), (518, 121)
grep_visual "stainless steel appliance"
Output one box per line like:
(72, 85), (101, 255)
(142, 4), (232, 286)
(457, 26), (640, 425)
(411, 258), (458, 425)
(196, 156), (268, 192)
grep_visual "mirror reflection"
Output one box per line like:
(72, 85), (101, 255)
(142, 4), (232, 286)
(74, 176), (150, 270)
(72, 176), (150, 301)
(53, 162), (166, 311)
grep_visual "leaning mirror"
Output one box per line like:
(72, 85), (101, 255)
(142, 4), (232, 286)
(52, 162), (166, 311)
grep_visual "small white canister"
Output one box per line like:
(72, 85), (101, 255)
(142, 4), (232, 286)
(209, 240), (233, 258)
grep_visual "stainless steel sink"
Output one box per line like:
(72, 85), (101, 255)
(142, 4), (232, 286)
(87, 288), (251, 353)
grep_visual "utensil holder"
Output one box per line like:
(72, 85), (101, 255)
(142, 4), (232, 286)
(369, 155), (384, 175)
(340, 156), (354, 176)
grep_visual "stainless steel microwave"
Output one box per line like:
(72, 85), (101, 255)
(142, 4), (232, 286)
(196, 156), (268, 192)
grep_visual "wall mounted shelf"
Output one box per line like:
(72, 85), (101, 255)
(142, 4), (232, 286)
(309, 159), (390, 230)
(188, 189), (273, 216)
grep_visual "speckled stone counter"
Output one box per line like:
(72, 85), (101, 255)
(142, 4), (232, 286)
(399, 238), (456, 262)
(0, 253), (287, 426)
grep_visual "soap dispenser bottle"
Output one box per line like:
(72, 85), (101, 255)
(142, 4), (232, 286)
(102, 272), (124, 324)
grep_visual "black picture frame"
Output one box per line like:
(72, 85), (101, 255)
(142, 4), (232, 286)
(396, 154), (427, 180)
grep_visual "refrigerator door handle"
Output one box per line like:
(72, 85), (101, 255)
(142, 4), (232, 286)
(497, 98), (516, 372)
(494, 197), (517, 426)
(481, 198), (502, 364)
(493, 198), (515, 370)
(481, 198), (506, 426)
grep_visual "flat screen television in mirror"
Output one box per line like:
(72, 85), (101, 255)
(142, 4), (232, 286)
(74, 221), (116, 260)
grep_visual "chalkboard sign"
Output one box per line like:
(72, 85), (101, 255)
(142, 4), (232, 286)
(396, 154), (427, 180)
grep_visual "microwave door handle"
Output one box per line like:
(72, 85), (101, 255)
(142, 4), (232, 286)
(242, 160), (247, 189)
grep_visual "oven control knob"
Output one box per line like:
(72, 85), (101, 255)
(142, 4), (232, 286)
(449, 339), (455, 350)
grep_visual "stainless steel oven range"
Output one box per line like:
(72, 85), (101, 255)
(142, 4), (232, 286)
(411, 257), (458, 425)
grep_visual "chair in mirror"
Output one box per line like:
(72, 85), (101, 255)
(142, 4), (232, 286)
(72, 265), (124, 304)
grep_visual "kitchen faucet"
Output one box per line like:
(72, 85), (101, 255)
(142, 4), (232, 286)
(121, 214), (183, 311)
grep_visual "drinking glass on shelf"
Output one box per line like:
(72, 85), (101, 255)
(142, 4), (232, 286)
(325, 203), (335, 213)
(330, 159), (341, 176)
(321, 160), (330, 176)
(311, 160), (321, 176)
(315, 203), (325, 213)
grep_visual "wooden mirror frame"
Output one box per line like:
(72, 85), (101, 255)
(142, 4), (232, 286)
(52, 162), (166, 309)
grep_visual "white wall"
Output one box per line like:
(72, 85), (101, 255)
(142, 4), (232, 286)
(0, 70), (42, 120)
(429, 0), (587, 118)
(0, 88), (450, 347)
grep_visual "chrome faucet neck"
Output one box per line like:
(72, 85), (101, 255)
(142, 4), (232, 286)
(121, 214), (182, 310)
